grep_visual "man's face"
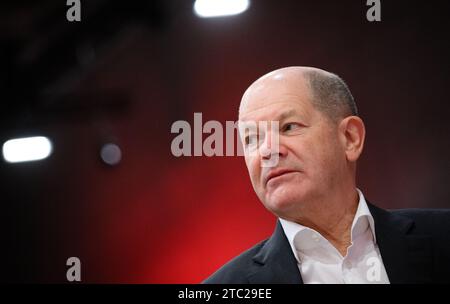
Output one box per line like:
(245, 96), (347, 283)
(239, 72), (347, 220)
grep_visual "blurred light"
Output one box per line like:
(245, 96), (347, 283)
(2, 136), (53, 163)
(194, 0), (250, 18)
(100, 143), (122, 166)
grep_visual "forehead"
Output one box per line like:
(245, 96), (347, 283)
(239, 73), (314, 122)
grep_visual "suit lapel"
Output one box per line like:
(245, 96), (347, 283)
(247, 204), (433, 284)
(368, 203), (433, 283)
(248, 220), (303, 284)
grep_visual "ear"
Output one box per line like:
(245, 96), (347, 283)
(338, 116), (366, 162)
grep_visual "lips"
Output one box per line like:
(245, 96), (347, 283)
(264, 168), (298, 186)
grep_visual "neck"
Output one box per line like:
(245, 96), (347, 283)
(287, 186), (359, 256)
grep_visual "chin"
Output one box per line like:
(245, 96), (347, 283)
(263, 184), (309, 217)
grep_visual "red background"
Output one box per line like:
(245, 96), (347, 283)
(0, 0), (449, 282)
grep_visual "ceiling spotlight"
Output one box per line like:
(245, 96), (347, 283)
(194, 0), (250, 18)
(2, 136), (53, 163)
(100, 143), (122, 166)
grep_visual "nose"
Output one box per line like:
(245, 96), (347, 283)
(260, 139), (287, 158)
(259, 126), (286, 167)
(259, 131), (275, 159)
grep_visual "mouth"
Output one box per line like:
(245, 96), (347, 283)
(265, 169), (298, 186)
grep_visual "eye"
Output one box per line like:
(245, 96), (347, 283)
(283, 122), (301, 132)
(245, 134), (258, 147)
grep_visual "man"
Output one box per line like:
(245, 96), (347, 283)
(204, 66), (450, 284)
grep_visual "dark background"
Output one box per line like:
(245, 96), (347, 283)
(0, 0), (449, 283)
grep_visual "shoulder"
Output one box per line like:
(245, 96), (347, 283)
(202, 239), (268, 284)
(389, 208), (450, 234)
(391, 208), (450, 218)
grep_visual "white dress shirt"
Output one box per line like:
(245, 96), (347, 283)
(279, 189), (390, 284)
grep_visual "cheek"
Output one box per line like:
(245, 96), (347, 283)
(292, 132), (341, 174)
(310, 138), (344, 178)
(245, 156), (261, 185)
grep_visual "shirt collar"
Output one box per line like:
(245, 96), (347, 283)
(279, 188), (376, 263)
(352, 188), (376, 243)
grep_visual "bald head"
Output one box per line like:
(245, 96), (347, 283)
(239, 66), (357, 123)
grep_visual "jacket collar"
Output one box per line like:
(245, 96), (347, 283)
(368, 203), (433, 283)
(248, 220), (303, 284)
(247, 202), (433, 284)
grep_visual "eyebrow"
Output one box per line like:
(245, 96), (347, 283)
(274, 109), (298, 122)
(239, 108), (299, 126)
(240, 108), (300, 135)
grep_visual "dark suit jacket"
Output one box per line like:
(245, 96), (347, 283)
(203, 203), (450, 283)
